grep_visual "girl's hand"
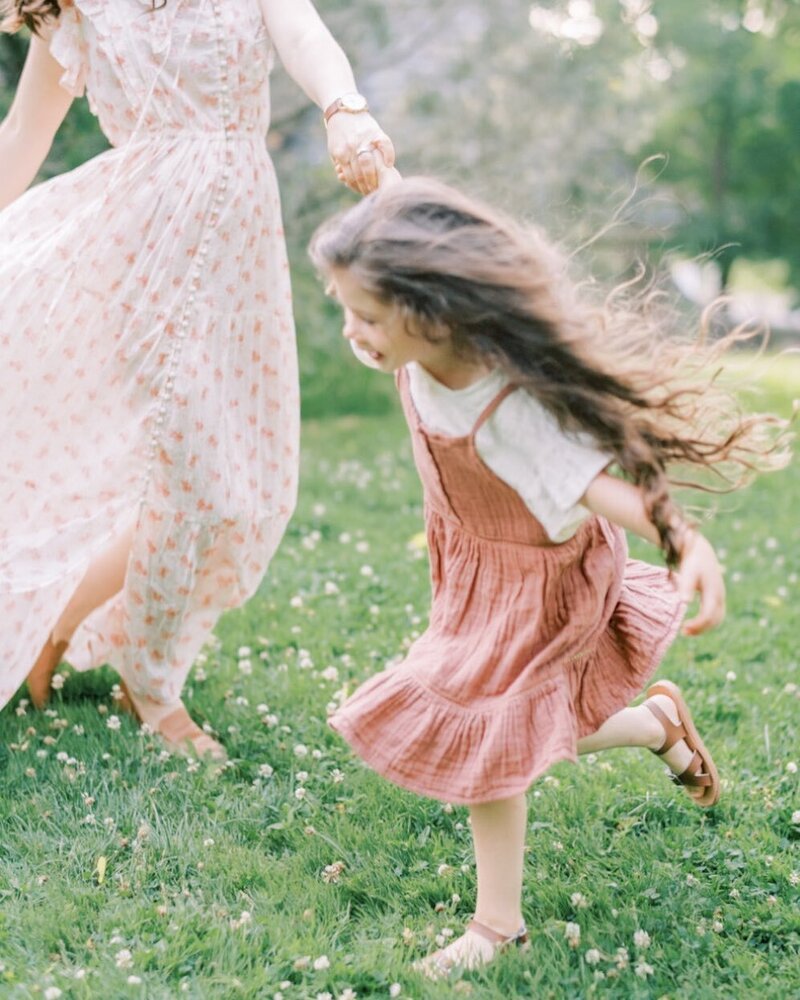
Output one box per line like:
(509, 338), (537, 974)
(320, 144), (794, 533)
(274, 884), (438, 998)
(676, 530), (726, 635)
(327, 112), (396, 195)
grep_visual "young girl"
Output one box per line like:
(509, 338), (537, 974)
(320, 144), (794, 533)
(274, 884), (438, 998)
(0, 0), (393, 756)
(309, 177), (790, 975)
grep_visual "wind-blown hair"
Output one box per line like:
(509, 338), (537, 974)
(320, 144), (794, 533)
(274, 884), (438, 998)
(1, 0), (165, 35)
(310, 177), (792, 565)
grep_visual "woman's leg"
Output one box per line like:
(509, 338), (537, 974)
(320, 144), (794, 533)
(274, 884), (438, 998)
(419, 793), (527, 973)
(51, 523), (135, 645)
(28, 524), (134, 707)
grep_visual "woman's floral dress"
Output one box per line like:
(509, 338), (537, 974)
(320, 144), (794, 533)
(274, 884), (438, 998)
(0, 0), (299, 706)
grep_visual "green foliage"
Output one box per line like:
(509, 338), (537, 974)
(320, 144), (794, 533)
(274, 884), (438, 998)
(0, 361), (797, 998)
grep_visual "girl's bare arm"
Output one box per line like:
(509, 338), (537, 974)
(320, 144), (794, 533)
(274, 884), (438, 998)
(581, 472), (726, 636)
(0, 33), (73, 211)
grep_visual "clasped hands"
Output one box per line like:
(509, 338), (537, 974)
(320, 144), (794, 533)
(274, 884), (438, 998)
(326, 113), (400, 194)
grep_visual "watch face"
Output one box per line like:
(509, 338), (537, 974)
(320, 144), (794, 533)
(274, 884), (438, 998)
(342, 94), (368, 112)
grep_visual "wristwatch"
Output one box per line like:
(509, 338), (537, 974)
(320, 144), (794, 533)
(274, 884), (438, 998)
(323, 92), (369, 124)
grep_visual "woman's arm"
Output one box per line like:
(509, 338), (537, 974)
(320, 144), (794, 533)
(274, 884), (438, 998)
(0, 33), (73, 211)
(258, 0), (395, 195)
(581, 472), (726, 636)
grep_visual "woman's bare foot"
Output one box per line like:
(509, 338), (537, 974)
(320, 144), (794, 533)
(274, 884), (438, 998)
(117, 680), (227, 762)
(27, 634), (69, 709)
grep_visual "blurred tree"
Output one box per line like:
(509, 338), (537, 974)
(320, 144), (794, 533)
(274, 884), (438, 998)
(640, 0), (800, 289)
(1, 1), (796, 415)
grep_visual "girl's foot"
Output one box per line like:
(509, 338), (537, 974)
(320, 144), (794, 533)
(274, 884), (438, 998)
(27, 634), (69, 709)
(643, 680), (719, 807)
(415, 919), (528, 979)
(117, 680), (227, 763)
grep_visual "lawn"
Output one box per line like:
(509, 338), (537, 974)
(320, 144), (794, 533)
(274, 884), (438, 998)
(0, 360), (797, 999)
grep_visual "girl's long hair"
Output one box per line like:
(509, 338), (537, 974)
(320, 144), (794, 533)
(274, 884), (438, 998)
(310, 177), (792, 564)
(1, 0), (165, 34)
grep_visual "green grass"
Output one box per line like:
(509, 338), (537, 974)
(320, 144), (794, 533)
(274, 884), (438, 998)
(0, 367), (798, 999)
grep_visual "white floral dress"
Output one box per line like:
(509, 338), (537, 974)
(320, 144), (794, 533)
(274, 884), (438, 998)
(0, 0), (299, 706)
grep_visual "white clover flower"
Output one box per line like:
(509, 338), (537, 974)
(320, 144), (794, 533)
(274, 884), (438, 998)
(324, 581), (340, 595)
(317, 994), (333, 1000)
(633, 929), (651, 949)
(725, 671), (737, 681)
(203, 838), (215, 847)
(330, 769), (344, 784)
(338, 989), (357, 1000)
(259, 764), (274, 779)
(793, 811), (800, 824)
(313, 955), (330, 971)
(570, 892), (588, 909)
(339, 532), (351, 544)
(296, 771), (309, 782)
(44, 988), (63, 1000)
(115, 949), (133, 969)
(290, 595), (304, 608)
(294, 744), (309, 757)
(635, 961), (654, 978)
(321, 666), (339, 682)
(389, 985), (402, 998)
(295, 787), (307, 801)
(51, 673), (66, 690)
(565, 922), (581, 947)
(237, 646), (252, 657)
(355, 541), (370, 553)
(359, 565), (374, 577)
(238, 659), (253, 675)
(127, 976), (143, 985)
(585, 948), (601, 965)
(786, 761), (797, 774)
(437, 863), (453, 876)
(106, 715), (121, 731)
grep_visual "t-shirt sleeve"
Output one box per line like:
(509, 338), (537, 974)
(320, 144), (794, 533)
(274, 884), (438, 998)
(477, 388), (612, 541)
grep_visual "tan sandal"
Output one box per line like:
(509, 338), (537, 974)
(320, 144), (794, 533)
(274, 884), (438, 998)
(645, 680), (720, 807)
(117, 679), (227, 762)
(27, 634), (69, 709)
(415, 918), (529, 979)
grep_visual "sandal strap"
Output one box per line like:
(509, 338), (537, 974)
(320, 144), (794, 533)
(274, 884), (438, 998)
(672, 750), (714, 788)
(467, 919), (528, 947)
(644, 699), (687, 755)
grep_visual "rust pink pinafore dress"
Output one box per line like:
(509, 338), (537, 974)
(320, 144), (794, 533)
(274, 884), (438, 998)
(329, 368), (685, 805)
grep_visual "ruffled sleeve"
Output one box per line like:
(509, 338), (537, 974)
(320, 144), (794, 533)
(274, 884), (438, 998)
(48, 5), (88, 98)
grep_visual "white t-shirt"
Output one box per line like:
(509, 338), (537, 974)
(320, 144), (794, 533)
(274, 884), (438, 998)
(406, 362), (611, 542)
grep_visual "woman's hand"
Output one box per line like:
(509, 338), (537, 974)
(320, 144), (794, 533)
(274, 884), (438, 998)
(676, 530), (726, 635)
(326, 112), (396, 195)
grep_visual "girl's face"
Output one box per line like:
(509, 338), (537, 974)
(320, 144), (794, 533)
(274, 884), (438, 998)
(329, 267), (471, 385)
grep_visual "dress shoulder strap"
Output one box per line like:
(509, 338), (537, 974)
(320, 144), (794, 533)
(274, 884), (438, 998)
(471, 383), (518, 436)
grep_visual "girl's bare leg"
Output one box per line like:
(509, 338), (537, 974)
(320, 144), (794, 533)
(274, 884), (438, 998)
(577, 702), (704, 802)
(420, 793), (527, 972)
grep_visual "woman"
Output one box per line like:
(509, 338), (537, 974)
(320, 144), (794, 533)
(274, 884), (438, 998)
(0, 0), (395, 758)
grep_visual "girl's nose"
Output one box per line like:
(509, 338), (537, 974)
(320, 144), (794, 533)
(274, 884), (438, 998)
(342, 311), (358, 340)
